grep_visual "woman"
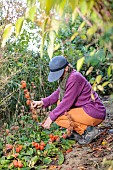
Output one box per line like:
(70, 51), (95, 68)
(32, 56), (106, 145)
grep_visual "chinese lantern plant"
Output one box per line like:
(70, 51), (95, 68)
(20, 80), (39, 121)
(0, 122), (75, 169)
(20, 80), (31, 106)
(0, 99), (76, 169)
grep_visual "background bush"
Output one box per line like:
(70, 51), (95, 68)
(0, 17), (113, 125)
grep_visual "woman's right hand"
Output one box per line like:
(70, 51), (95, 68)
(31, 100), (44, 108)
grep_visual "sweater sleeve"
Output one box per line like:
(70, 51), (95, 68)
(49, 74), (84, 121)
(42, 88), (60, 108)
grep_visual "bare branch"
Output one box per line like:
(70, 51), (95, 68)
(76, 8), (92, 27)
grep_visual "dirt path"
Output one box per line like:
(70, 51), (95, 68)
(60, 99), (113, 170)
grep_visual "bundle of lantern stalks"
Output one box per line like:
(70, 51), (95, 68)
(64, 112), (75, 137)
(30, 105), (51, 122)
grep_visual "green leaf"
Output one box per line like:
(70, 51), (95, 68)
(107, 66), (112, 77)
(15, 17), (24, 37)
(58, 152), (64, 165)
(26, 6), (37, 22)
(1, 24), (13, 47)
(43, 157), (52, 164)
(31, 156), (39, 166)
(76, 57), (85, 71)
(7, 155), (13, 160)
(26, 148), (33, 155)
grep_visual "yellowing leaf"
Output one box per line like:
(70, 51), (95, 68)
(70, 32), (79, 41)
(87, 0), (94, 10)
(56, 0), (67, 16)
(78, 21), (86, 32)
(39, 0), (56, 15)
(72, 9), (78, 23)
(69, 0), (79, 11)
(51, 18), (60, 34)
(80, 34), (87, 40)
(92, 84), (97, 91)
(86, 66), (93, 75)
(15, 17), (24, 37)
(45, 0), (56, 15)
(76, 57), (85, 71)
(1, 24), (13, 47)
(97, 85), (104, 91)
(91, 90), (95, 101)
(47, 31), (56, 59)
(102, 81), (109, 87)
(109, 83), (113, 88)
(90, 50), (95, 56)
(96, 75), (102, 84)
(54, 44), (60, 51)
(26, 6), (37, 22)
(80, 0), (87, 15)
(102, 139), (107, 145)
(87, 25), (97, 37)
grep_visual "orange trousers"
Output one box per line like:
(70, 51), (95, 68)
(55, 107), (103, 135)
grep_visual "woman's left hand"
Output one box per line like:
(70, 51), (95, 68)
(42, 116), (52, 129)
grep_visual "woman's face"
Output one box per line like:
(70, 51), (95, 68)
(60, 66), (69, 79)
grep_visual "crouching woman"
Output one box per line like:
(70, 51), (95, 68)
(32, 56), (106, 145)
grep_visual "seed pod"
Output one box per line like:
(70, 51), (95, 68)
(48, 106), (51, 111)
(37, 109), (40, 113)
(15, 122), (18, 126)
(20, 109), (24, 113)
(67, 132), (71, 137)
(21, 105), (24, 109)
(15, 126), (19, 131)
(56, 137), (61, 142)
(42, 108), (46, 112)
(32, 110), (37, 115)
(10, 126), (15, 130)
(19, 120), (24, 125)
(6, 129), (10, 134)
(32, 115), (37, 120)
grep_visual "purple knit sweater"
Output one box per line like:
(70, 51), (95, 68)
(42, 70), (106, 121)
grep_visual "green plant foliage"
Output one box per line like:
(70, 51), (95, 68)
(1, 15), (113, 124)
(0, 114), (75, 169)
